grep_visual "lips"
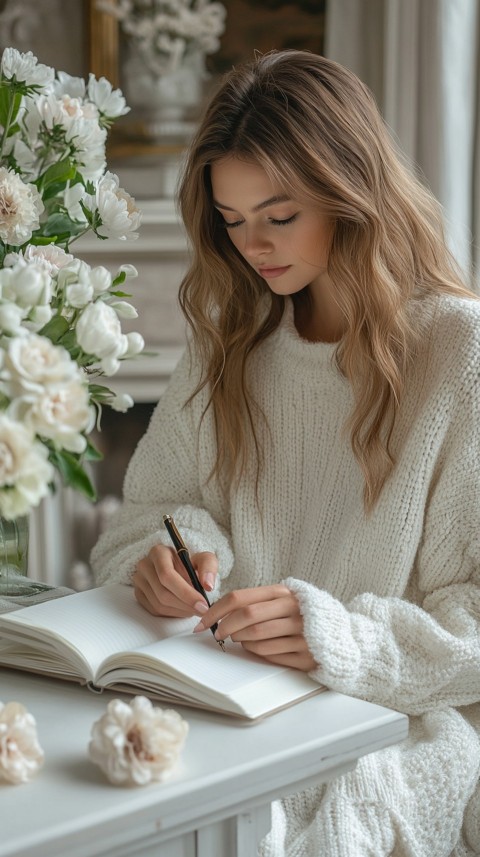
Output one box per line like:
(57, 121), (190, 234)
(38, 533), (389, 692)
(258, 265), (291, 279)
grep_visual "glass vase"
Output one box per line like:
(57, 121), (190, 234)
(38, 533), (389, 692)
(0, 515), (47, 597)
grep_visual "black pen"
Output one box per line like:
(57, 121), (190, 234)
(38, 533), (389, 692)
(163, 515), (226, 652)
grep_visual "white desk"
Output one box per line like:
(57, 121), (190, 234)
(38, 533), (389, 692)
(0, 669), (408, 857)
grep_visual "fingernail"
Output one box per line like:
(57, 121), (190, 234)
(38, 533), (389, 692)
(204, 573), (215, 591)
(193, 620), (205, 633)
(194, 601), (208, 615)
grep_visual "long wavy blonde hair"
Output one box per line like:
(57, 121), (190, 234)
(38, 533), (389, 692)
(177, 49), (474, 509)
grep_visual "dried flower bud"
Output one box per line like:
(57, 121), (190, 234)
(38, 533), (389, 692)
(88, 696), (188, 786)
(0, 701), (44, 784)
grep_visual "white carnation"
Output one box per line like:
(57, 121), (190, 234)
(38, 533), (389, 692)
(0, 701), (45, 785)
(88, 696), (188, 786)
(0, 167), (44, 245)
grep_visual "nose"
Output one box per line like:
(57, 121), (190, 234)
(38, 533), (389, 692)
(241, 224), (273, 261)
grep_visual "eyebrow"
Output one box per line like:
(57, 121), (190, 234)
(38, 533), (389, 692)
(213, 194), (292, 214)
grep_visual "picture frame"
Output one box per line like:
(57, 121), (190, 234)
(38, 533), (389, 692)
(86, 0), (326, 160)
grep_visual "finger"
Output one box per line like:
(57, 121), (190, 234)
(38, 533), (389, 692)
(147, 544), (210, 612)
(241, 634), (308, 657)
(212, 595), (300, 641)
(227, 615), (304, 643)
(133, 579), (192, 618)
(192, 551), (218, 592)
(196, 585), (292, 631)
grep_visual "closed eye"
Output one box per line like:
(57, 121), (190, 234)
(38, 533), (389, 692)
(269, 214), (298, 226)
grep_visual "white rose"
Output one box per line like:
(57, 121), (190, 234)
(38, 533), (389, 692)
(76, 301), (127, 359)
(0, 167), (44, 245)
(1, 48), (54, 88)
(89, 172), (142, 240)
(20, 380), (93, 453)
(2, 334), (79, 395)
(88, 696), (188, 786)
(0, 701), (45, 785)
(0, 416), (53, 518)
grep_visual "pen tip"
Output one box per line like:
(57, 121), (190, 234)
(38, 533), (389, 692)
(218, 639), (226, 652)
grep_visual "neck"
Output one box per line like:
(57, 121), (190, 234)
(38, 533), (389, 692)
(294, 283), (345, 343)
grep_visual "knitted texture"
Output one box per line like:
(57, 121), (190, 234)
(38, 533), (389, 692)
(91, 296), (480, 856)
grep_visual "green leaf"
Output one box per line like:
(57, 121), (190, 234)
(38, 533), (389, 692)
(111, 271), (127, 287)
(88, 383), (115, 400)
(0, 83), (21, 127)
(84, 439), (104, 462)
(28, 235), (58, 246)
(39, 159), (76, 189)
(41, 213), (78, 237)
(38, 315), (69, 343)
(49, 449), (97, 501)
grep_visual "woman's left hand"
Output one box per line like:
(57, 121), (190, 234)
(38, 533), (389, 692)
(194, 584), (317, 671)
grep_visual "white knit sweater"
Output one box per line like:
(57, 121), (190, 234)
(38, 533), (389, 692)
(91, 296), (480, 856)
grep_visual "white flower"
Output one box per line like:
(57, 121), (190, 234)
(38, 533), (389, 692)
(88, 696), (188, 786)
(110, 392), (134, 412)
(4, 245), (74, 277)
(87, 74), (130, 119)
(1, 334), (80, 396)
(0, 262), (52, 308)
(15, 379), (93, 454)
(0, 167), (44, 245)
(110, 300), (138, 319)
(0, 416), (53, 519)
(1, 48), (54, 88)
(90, 266), (113, 296)
(0, 701), (44, 784)
(0, 48), (144, 515)
(0, 302), (23, 333)
(76, 301), (127, 364)
(88, 172), (142, 240)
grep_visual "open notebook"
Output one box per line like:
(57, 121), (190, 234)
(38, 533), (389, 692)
(0, 583), (323, 720)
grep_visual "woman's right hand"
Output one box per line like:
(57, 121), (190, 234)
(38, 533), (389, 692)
(132, 543), (218, 618)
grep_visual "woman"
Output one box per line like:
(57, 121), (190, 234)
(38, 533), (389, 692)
(91, 50), (480, 856)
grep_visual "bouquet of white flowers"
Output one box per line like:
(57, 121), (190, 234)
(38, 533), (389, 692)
(0, 47), (144, 521)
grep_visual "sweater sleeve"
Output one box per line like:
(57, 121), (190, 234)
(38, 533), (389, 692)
(287, 350), (480, 717)
(90, 349), (234, 589)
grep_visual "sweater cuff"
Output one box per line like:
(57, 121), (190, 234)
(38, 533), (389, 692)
(285, 576), (362, 693)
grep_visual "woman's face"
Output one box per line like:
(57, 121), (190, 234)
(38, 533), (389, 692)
(210, 156), (334, 299)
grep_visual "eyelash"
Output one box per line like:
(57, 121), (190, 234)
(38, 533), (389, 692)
(222, 214), (298, 229)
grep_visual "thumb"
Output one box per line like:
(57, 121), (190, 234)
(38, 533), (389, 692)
(192, 551), (218, 593)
